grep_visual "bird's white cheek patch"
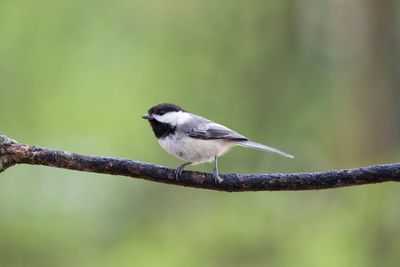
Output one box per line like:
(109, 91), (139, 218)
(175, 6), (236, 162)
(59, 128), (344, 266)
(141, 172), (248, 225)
(154, 112), (191, 125)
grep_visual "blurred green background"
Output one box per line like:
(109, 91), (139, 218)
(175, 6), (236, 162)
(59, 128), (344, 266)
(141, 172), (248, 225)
(1, 0), (400, 266)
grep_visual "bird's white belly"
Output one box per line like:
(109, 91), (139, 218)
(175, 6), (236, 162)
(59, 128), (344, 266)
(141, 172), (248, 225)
(158, 134), (233, 164)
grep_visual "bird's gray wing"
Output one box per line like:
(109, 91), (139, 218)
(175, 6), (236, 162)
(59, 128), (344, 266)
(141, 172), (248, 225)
(182, 116), (248, 141)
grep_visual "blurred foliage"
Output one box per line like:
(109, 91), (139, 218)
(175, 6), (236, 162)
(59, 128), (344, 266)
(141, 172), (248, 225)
(0, 0), (399, 266)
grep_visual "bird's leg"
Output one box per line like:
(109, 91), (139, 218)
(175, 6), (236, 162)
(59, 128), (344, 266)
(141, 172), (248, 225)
(213, 156), (223, 184)
(175, 162), (191, 181)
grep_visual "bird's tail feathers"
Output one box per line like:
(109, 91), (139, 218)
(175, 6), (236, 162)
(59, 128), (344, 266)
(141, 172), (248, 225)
(235, 140), (294, 158)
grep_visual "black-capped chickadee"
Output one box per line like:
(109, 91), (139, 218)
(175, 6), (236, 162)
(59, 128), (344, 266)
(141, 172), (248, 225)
(142, 103), (293, 183)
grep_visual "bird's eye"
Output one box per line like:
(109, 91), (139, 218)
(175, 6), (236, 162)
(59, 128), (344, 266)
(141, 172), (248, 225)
(159, 111), (165, 115)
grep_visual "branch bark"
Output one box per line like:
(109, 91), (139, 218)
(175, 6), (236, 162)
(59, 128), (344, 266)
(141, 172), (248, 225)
(1, 132), (399, 192)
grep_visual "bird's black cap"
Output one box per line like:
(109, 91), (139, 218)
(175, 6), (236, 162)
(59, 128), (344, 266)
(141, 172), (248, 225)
(148, 103), (185, 116)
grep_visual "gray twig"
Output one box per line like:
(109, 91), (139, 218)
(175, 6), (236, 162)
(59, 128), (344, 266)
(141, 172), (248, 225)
(0, 132), (399, 192)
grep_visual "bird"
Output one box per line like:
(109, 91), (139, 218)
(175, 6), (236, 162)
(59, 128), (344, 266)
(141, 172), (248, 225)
(142, 103), (293, 183)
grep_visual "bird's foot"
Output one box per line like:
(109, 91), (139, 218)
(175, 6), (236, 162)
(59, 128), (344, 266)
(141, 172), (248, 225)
(175, 162), (191, 181)
(212, 156), (223, 184)
(213, 170), (223, 184)
(175, 167), (184, 181)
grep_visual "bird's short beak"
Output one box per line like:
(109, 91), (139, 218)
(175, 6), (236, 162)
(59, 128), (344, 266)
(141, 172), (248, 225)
(142, 114), (153, 120)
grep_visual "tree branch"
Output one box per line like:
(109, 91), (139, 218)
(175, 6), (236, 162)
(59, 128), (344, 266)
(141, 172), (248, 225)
(0, 132), (399, 192)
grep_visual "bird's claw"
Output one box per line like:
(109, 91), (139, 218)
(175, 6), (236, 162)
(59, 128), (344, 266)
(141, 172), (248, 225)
(175, 168), (183, 181)
(213, 171), (223, 184)
(215, 176), (223, 184)
(175, 162), (191, 181)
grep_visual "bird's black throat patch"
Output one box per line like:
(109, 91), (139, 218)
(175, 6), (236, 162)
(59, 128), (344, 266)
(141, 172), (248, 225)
(148, 119), (176, 139)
